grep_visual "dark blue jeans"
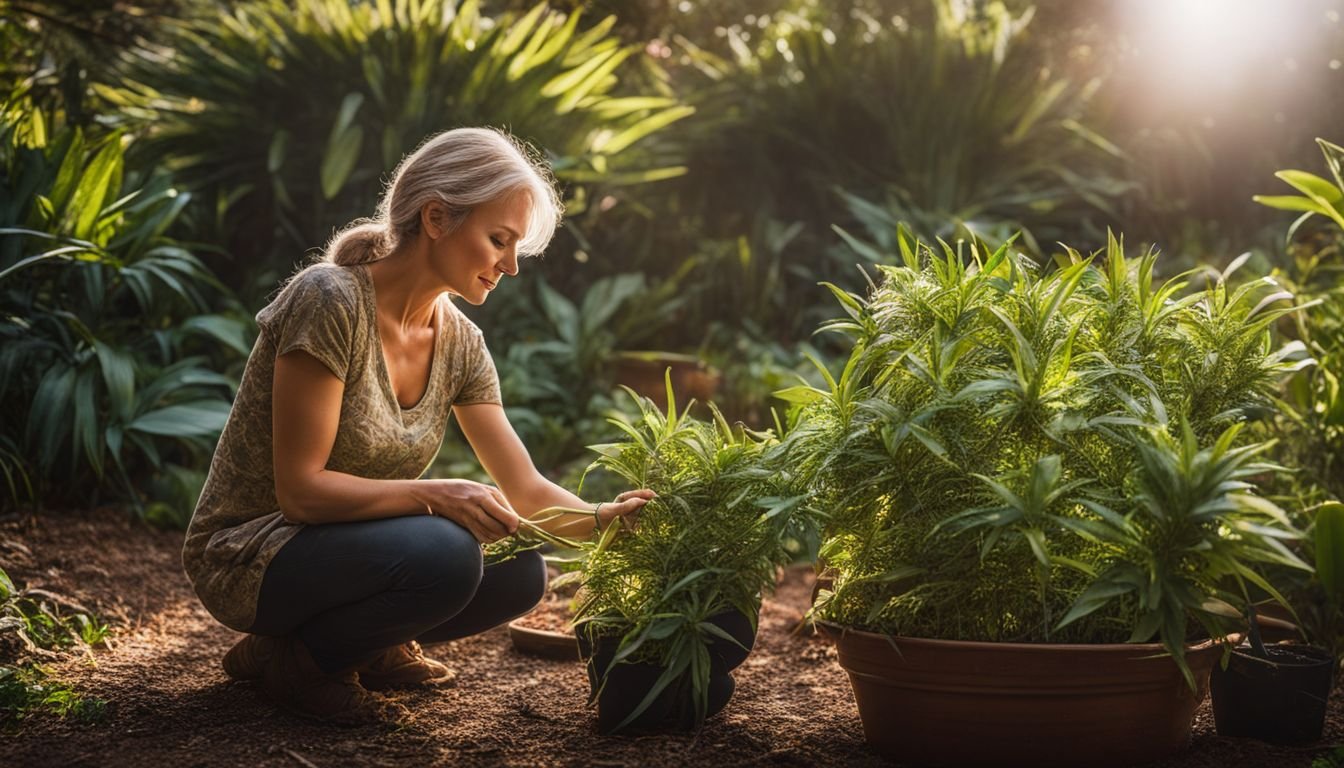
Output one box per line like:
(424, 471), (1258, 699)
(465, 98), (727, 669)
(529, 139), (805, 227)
(248, 515), (546, 673)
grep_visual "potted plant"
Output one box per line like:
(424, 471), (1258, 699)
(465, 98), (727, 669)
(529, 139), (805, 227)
(1211, 501), (1342, 744)
(571, 381), (819, 733)
(780, 230), (1311, 767)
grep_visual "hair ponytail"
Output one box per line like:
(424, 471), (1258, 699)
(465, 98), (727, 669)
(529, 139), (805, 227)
(323, 220), (390, 266)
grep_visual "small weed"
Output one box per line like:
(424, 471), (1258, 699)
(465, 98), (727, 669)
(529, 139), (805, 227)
(0, 566), (112, 725)
(1, 566), (112, 655)
(0, 665), (107, 724)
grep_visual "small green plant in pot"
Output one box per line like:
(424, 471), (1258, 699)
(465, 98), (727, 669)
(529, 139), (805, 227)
(782, 230), (1310, 767)
(573, 381), (817, 733)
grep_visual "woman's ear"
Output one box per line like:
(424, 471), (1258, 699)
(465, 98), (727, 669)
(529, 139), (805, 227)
(421, 201), (447, 239)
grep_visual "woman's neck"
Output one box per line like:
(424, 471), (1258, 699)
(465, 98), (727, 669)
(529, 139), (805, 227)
(365, 245), (441, 331)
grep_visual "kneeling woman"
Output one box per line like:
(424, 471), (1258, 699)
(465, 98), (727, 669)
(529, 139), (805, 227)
(182, 127), (650, 724)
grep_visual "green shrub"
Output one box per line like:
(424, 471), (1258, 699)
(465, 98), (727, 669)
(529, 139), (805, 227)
(0, 99), (245, 516)
(127, 0), (693, 291)
(650, 0), (1127, 341)
(785, 231), (1307, 681)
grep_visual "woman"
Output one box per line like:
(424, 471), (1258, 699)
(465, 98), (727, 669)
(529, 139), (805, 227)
(182, 127), (651, 725)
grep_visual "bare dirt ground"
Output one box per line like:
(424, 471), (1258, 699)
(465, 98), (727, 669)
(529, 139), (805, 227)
(1, 508), (1341, 768)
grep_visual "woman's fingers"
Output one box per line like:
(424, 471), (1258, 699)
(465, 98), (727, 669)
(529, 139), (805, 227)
(615, 488), (656, 503)
(477, 495), (518, 537)
(608, 496), (649, 517)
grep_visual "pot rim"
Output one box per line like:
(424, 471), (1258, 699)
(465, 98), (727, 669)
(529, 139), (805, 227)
(1228, 642), (1335, 666)
(816, 620), (1233, 654)
(507, 616), (576, 640)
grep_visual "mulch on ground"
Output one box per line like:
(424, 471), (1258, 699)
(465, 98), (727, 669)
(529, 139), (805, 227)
(1, 507), (1341, 767)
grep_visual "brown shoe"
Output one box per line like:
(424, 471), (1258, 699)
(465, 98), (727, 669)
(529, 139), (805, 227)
(222, 633), (282, 681)
(262, 636), (406, 726)
(357, 641), (456, 691)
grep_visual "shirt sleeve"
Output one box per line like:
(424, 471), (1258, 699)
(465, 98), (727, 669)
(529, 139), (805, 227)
(455, 323), (502, 405)
(255, 266), (357, 382)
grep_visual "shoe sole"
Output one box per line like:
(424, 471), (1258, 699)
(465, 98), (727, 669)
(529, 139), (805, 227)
(360, 670), (457, 691)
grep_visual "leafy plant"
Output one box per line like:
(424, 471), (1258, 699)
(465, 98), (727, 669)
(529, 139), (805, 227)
(573, 382), (819, 729)
(126, 0), (693, 290)
(0, 565), (111, 725)
(784, 230), (1308, 683)
(1258, 138), (1344, 501)
(0, 567), (110, 658)
(1253, 139), (1344, 657)
(0, 98), (245, 515)
(0, 665), (108, 725)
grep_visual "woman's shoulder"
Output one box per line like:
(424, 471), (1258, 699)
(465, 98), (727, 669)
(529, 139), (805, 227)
(259, 263), (364, 322)
(282, 262), (363, 303)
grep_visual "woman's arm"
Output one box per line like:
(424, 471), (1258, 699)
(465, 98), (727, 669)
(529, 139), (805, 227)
(453, 402), (650, 537)
(271, 349), (519, 542)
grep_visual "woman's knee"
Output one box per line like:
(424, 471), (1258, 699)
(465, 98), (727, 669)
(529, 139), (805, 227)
(513, 549), (548, 610)
(391, 515), (484, 592)
(483, 548), (547, 618)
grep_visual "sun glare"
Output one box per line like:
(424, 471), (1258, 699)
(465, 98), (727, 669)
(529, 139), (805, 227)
(1128, 0), (1297, 91)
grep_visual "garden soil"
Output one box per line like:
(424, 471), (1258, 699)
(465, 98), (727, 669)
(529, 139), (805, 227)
(1, 508), (1340, 768)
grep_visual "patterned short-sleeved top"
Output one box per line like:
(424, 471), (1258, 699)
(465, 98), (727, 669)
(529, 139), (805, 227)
(182, 262), (501, 631)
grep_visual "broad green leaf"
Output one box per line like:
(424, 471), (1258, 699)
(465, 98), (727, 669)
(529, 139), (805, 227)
(128, 401), (230, 437)
(320, 92), (367, 199)
(1316, 502), (1344, 604)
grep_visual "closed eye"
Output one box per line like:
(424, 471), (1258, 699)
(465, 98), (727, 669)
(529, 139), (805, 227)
(490, 236), (505, 249)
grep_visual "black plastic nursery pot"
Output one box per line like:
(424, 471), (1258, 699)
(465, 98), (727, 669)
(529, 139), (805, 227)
(577, 608), (756, 734)
(1211, 642), (1336, 744)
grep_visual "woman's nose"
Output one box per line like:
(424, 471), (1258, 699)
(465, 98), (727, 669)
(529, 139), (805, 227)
(497, 249), (519, 277)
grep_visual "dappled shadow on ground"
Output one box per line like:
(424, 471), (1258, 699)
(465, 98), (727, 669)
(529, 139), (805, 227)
(0, 509), (1339, 767)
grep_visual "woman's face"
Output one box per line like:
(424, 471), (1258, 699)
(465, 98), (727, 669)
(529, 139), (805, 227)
(429, 191), (531, 305)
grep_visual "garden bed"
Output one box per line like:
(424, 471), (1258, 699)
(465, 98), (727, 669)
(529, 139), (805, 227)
(1, 508), (1341, 767)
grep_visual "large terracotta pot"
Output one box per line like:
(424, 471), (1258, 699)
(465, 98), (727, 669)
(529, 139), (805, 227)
(819, 622), (1226, 768)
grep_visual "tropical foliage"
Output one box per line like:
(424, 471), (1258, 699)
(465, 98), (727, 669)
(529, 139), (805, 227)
(0, 96), (245, 517)
(784, 231), (1309, 679)
(124, 0), (693, 292)
(624, 0), (1128, 342)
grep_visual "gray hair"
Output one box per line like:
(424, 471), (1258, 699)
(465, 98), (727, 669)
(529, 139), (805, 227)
(322, 127), (563, 266)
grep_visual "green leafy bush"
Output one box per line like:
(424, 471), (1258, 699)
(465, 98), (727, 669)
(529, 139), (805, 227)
(784, 231), (1307, 680)
(0, 100), (245, 517)
(574, 386), (819, 728)
(127, 0), (692, 289)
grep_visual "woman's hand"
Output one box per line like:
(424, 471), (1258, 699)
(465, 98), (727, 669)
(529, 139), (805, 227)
(415, 479), (519, 544)
(598, 489), (656, 530)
